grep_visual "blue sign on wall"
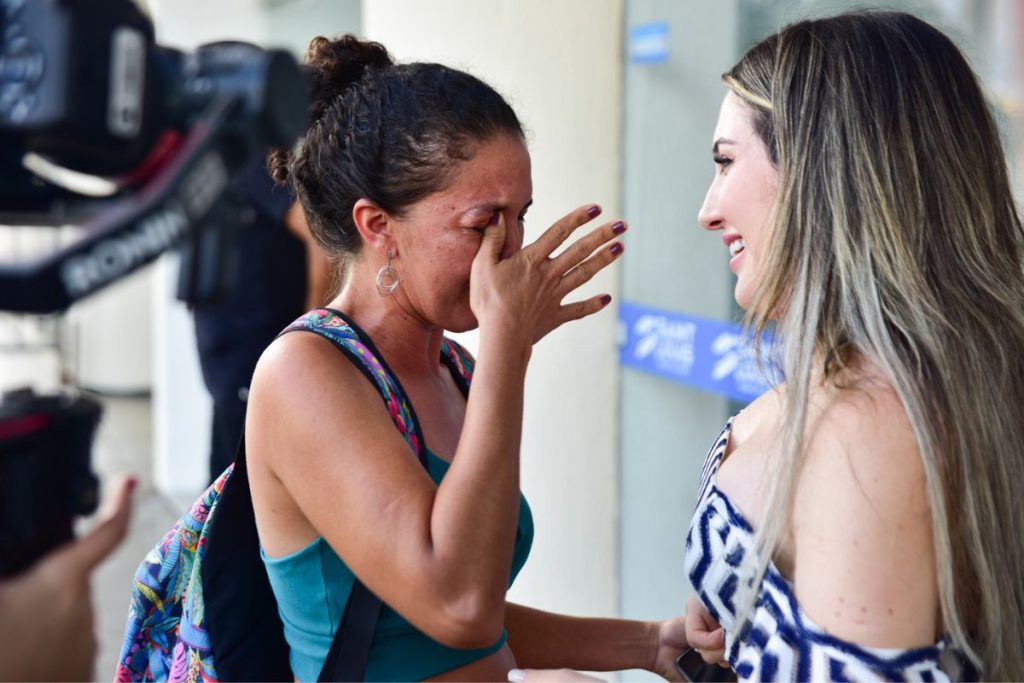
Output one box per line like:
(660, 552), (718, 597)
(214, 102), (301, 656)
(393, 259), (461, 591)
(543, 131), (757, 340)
(618, 300), (780, 403)
(629, 21), (670, 64)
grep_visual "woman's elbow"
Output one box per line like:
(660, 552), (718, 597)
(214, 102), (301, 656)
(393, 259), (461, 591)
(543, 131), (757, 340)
(427, 592), (505, 649)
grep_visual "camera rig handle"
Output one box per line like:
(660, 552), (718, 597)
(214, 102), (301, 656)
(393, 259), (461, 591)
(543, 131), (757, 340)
(0, 93), (253, 313)
(0, 4), (309, 314)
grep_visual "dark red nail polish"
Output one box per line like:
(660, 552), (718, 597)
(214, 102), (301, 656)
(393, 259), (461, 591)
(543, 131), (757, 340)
(600, 294), (612, 306)
(610, 243), (624, 256)
(612, 221), (626, 235)
(588, 205), (601, 218)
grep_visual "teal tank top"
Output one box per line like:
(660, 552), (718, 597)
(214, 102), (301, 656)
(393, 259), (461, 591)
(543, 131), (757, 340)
(261, 454), (533, 681)
(261, 309), (534, 681)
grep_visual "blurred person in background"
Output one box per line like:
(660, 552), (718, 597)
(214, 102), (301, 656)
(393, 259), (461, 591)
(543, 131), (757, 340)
(192, 161), (331, 484)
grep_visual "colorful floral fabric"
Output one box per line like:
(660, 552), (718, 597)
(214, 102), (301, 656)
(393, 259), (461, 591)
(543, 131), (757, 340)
(116, 468), (229, 683)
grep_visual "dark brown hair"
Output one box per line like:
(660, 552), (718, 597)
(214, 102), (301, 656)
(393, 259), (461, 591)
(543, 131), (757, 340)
(268, 35), (524, 258)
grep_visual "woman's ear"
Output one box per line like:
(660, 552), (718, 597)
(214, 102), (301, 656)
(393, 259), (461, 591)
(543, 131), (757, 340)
(351, 198), (394, 254)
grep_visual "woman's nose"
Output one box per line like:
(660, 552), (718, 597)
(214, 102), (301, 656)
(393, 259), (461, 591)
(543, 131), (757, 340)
(698, 186), (724, 231)
(500, 215), (525, 259)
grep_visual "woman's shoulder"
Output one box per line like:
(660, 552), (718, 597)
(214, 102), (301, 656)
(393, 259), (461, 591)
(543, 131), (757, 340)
(730, 383), (784, 440)
(791, 376), (939, 649)
(803, 374), (923, 502)
(249, 327), (391, 444)
(254, 326), (369, 392)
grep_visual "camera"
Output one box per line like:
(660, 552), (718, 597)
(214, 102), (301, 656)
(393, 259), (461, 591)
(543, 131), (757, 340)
(0, 0), (308, 574)
(0, 388), (101, 577)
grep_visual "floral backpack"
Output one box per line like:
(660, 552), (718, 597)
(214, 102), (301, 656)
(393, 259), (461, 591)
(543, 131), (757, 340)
(116, 308), (475, 682)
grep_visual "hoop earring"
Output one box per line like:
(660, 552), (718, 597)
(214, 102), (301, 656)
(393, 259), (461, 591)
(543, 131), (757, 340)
(376, 249), (400, 296)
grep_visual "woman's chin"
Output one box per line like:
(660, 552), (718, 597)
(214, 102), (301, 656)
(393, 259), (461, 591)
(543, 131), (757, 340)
(734, 283), (753, 311)
(444, 311), (480, 334)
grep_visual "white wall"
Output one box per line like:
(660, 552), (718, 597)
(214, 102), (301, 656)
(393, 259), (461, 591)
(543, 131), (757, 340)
(364, 0), (624, 618)
(70, 268), (153, 393)
(148, 0), (269, 497)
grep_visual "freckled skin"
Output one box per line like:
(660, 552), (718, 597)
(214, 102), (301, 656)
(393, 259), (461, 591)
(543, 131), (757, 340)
(388, 135), (533, 334)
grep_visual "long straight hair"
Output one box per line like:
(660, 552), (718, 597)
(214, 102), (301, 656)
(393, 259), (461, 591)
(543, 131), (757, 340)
(724, 11), (1024, 679)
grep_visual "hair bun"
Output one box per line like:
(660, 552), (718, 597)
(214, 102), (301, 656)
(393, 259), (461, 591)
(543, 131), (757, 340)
(266, 147), (290, 186)
(304, 34), (394, 124)
(267, 34), (393, 186)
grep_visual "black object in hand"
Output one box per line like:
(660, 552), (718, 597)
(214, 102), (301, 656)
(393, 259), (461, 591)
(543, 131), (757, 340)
(0, 388), (101, 577)
(674, 648), (738, 683)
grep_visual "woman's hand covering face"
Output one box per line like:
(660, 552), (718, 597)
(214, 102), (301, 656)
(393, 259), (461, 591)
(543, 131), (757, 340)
(470, 204), (625, 347)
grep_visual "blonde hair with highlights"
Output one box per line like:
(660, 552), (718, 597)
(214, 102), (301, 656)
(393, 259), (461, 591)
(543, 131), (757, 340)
(725, 11), (1024, 680)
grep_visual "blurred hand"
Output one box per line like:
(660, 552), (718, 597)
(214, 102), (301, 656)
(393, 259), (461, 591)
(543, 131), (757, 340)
(685, 593), (728, 667)
(0, 475), (136, 681)
(471, 204), (625, 347)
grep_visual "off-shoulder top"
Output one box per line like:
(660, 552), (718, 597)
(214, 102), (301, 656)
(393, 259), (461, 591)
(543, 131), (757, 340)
(683, 419), (975, 682)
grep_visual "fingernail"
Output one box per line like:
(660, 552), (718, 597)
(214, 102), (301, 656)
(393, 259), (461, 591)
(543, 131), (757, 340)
(588, 205), (601, 218)
(127, 476), (138, 490)
(600, 294), (612, 306)
(610, 243), (623, 256)
(612, 221), (626, 235)
(508, 669), (526, 682)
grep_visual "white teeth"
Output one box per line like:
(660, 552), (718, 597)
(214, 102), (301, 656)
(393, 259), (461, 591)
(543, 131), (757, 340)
(729, 239), (745, 257)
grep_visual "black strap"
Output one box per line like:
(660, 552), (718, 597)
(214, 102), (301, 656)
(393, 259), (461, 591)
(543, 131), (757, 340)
(318, 580), (383, 682)
(296, 314), (435, 681)
(205, 435), (294, 681)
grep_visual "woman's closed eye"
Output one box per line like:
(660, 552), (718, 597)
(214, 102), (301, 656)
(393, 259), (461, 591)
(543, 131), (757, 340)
(713, 154), (733, 170)
(471, 211), (528, 231)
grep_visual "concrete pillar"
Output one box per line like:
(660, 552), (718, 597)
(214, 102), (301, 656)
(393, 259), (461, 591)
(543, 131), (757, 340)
(364, 0), (624, 619)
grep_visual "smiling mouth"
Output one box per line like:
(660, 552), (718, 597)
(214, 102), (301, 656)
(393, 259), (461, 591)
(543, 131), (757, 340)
(729, 239), (745, 257)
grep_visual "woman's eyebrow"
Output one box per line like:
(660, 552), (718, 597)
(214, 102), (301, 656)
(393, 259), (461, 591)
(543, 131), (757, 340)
(464, 198), (534, 214)
(713, 138), (737, 154)
(464, 203), (501, 214)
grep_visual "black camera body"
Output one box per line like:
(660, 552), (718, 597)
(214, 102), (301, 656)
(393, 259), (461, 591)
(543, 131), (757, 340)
(0, 388), (101, 577)
(1, 0), (307, 215)
(0, 0), (308, 576)
(1, 0), (154, 161)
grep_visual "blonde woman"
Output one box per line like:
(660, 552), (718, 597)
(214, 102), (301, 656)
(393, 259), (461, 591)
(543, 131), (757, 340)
(516, 11), (1024, 683)
(681, 10), (1024, 682)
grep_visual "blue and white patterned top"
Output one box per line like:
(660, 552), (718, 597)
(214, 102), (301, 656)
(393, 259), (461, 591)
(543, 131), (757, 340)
(684, 419), (976, 682)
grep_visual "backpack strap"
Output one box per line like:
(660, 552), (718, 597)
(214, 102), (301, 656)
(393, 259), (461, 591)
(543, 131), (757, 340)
(278, 308), (428, 682)
(204, 440), (293, 681)
(281, 308), (427, 467)
(440, 336), (476, 395)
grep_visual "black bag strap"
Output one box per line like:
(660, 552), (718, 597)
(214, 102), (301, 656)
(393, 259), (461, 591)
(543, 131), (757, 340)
(319, 579), (383, 682)
(209, 430), (385, 682)
(205, 435), (295, 681)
